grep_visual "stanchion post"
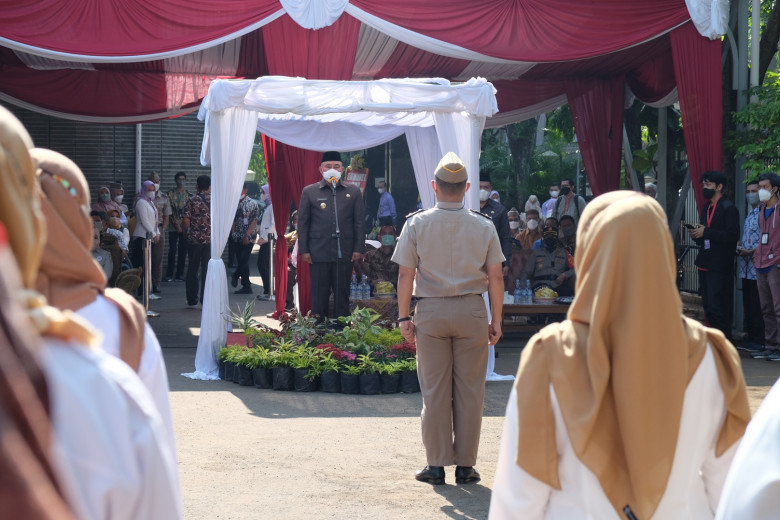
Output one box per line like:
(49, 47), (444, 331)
(144, 231), (159, 318)
(268, 233), (275, 301)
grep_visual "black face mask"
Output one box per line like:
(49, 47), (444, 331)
(702, 187), (716, 200)
(560, 186), (571, 196)
(544, 237), (558, 249)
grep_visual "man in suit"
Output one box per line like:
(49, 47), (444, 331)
(298, 151), (365, 321)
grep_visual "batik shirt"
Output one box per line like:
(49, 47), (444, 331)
(362, 247), (399, 288)
(231, 196), (259, 242)
(739, 205), (760, 280)
(167, 188), (191, 232)
(181, 192), (211, 245)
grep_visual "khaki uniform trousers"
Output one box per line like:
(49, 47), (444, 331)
(414, 294), (489, 467)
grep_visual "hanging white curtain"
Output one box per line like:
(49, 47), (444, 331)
(433, 112), (487, 210)
(183, 107), (259, 380)
(405, 127), (440, 210)
(256, 119), (408, 151)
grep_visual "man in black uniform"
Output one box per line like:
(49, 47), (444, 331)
(298, 151), (365, 321)
(479, 169), (512, 278)
(688, 170), (739, 340)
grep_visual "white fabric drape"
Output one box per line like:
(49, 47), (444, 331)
(183, 107), (259, 380)
(405, 127), (440, 210)
(280, 0), (348, 30)
(256, 119), (407, 150)
(685, 0), (729, 39)
(433, 112), (486, 210)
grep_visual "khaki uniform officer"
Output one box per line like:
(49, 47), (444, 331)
(392, 152), (505, 486)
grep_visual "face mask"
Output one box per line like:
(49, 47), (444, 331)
(380, 235), (395, 247)
(509, 221), (520, 230)
(99, 193), (111, 202)
(549, 190), (559, 198)
(759, 188), (773, 202)
(323, 168), (342, 183)
(147, 191), (156, 200)
(378, 188), (386, 195)
(562, 227), (575, 238)
(176, 179), (185, 188)
(746, 192), (760, 206)
(527, 219), (539, 230)
(153, 183), (160, 192)
(560, 186), (571, 196)
(544, 237), (558, 249)
(479, 189), (490, 202)
(702, 187), (716, 200)
(260, 192), (268, 202)
(113, 195), (123, 204)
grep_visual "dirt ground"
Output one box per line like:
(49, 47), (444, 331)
(150, 277), (779, 520)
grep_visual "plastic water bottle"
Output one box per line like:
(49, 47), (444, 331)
(360, 274), (370, 300)
(513, 280), (522, 304)
(524, 280), (533, 304)
(350, 274), (358, 302)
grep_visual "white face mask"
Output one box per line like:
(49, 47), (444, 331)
(759, 188), (773, 202)
(509, 221), (520, 230)
(147, 191), (156, 200)
(479, 189), (490, 202)
(378, 188), (386, 195)
(114, 195), (123, 204)
(153, 183), (160, 192)
(323, 168), (342, 183)
(550, 190), (559, 198)
(527, 219), (539, 230)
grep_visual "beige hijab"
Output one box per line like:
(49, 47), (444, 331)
(32, 149), (145, 371)
(514, 191), (750, 519)
(0, 106), (95, 347)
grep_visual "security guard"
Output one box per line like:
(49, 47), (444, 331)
(520, 225), (574, 296)
(298, 151), (365, 320)
(392, 152), (505, 486)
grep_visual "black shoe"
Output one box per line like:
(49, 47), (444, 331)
(152, 285), (161, 294)
(230, 275), (238, 288)
(415, 466), (445, 485)
(454, 466), (480, 485)
(234, 286), (253, 295)
(255, 294), (271, 301)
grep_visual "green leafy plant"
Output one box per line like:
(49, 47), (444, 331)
(732, 72), (780, 177)
(341, 364), (362, 376)
(223, 300), (259, 331)
(357, 353), (380, 375)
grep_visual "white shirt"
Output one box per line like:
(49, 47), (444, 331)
(716, 378), (780, 519)
(76, 295), (179, 458)
(41, 338), (181, 520)
(258, 205), (276, 240)
(133, 198), (159, 239)
(490, 345), (737, 519)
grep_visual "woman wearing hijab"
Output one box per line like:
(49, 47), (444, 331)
(489, 191), (750, 519)
(525, 194), (542, 217)
(0, 106), (181, 520)
(132, 179), (160, 296)
(256, 183), (277, 300)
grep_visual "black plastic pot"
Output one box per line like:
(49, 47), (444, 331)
(340, 373), (360, 394)
(359, 373), (381, 395)
(320, 370), (341, 393)
(294, 368), (319, 392)
(232, 362), (241, 384)
(224, 362), (235, 382)
(252, 367), (273, 389)
(218, 359), (227, 380)
(399, 370), (420, 393)
(380, 373), (400, 394)
(272, 366), (295, 391)
(238, 366), (254, 386)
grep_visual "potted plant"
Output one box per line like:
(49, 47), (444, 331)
(398, 358), (419, 393)
(292, 346), (320, 392)
(248, 347), (273, 389)
(270, 340), (296, 391)
(378, 360), (401, 394)
(217, 346), (230, 380)
(357, 354), (381, 395)
(220, 344), (243, 383)
(340, 364), (361, 394)
(234, 348), (255, 386)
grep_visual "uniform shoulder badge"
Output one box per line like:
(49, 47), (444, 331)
(406, 209), (425, 218)
(469, 209), (492, 220)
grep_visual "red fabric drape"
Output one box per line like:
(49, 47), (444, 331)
(566, 76), (626, 197)
(670, 21), (723, 212)
(261, 13), (361, 315)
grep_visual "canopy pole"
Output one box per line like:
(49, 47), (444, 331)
(135, 124), (143, 193)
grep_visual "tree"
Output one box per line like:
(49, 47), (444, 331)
(248, 134), (268, 185)
(732, 71), (780, 178)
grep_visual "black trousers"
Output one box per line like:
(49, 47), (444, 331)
(286, 264), (297, 308)
(233, 239), (253, 288)
(227, 236), (237, 267)
(310, 261), (353, 321)
(742, 277), (765, 343)
(131, 236), (147, 294)
(699, 269), (734, 340)
(166, 231), (188, 279)
(256, 242), (271, 295)
(186, 243), (210, 305)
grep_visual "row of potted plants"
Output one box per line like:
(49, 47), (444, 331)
(217, 304), (420, 395)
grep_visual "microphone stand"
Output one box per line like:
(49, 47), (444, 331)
(331, 180), (343, 320)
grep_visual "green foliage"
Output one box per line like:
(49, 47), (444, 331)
(223, 301), (259, 331)
(357, 354), (380, 374)
(732, 72), (780, 177)
(248, 137), (268, 186)
(341, 364), (362, 376)
(318, 351), (341, 373)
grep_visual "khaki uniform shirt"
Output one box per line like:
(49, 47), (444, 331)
(153, 191), (172, 226)
(392, 201), (505, 297)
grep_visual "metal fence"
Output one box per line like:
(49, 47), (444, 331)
(677, 171), (701, 294)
